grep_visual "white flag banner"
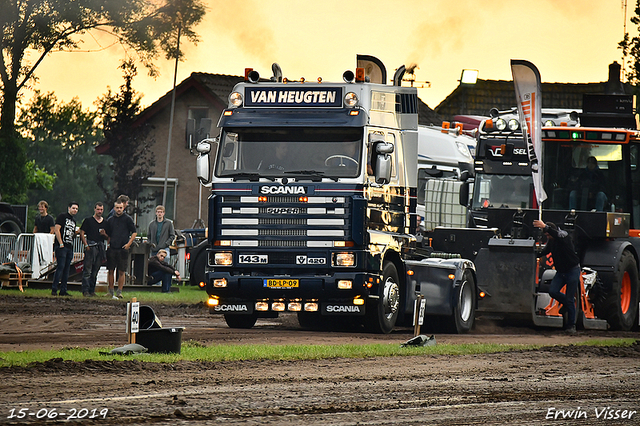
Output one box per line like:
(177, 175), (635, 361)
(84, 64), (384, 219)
(511, 59), (547, 205)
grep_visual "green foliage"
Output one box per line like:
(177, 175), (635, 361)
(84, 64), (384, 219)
(95, 60), (156, 211)
(0, 0), (206, 202)
(620, 0), (640, 84)
(18, 91), (109, 218)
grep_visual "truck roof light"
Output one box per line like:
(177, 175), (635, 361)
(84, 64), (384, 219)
(258, 196), (268, 202)
(300, 77), (305, 83)
(441, 121), (450, 133)
(495, 118), (507, 131)
(283, 77), (289, 83)
(343, 70), (355, 83)
(484, 119), (493, 130)
(247, 70), (260, 83)
(244, 67), (253, 81)
(355, 67), (365, 82)
(508, 119), (519, 131)
(544, 120), (555, 127)
(317, 77), (322, 83)
(298, 196), (308, 202)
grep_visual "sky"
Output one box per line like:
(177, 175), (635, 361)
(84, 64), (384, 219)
(28, 0), (632, 112)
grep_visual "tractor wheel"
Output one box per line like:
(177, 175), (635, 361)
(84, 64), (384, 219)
(224, 313), (258, 329)
(365, 262), (401, 334)
(600, 251), (639, 331)
(448, 270), (476, 333)
(0, 212), (23, 235)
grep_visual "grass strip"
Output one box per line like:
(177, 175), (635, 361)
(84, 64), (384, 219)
(0, 338), (636, 368)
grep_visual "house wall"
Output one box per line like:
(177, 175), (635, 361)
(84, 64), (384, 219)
(145, 87), (223, 231)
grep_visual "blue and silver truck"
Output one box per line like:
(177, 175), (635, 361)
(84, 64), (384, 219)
(195, 60), (477, 333)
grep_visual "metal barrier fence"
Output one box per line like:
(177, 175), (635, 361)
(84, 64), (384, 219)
(0, 233), (86, 279)
(0, 233), (18, 264)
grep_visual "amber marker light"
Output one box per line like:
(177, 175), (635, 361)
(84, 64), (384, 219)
(258, 196), (268, 202)
(479, 291), (486, 299)
(207, 297), (219, 307)
(298, 196), (308, 202)
(448, 274), (455, 280)
(198, 281), (206, 288)
(407, 270), (414, 276)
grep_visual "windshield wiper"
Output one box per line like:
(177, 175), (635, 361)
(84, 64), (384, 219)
(283, 170), (338, 182)
(224, 172), (270, 182)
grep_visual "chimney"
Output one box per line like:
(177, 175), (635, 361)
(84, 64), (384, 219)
(605, 61), (624, 94)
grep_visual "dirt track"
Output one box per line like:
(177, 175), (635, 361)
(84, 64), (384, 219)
(1, 294), (639, 425)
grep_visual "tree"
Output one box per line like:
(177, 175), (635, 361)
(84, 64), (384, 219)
(96, 60), (155, 213)
(0, 0), (206, 201)
(619, 0), (640, 84)
(17, 90), (108, 221)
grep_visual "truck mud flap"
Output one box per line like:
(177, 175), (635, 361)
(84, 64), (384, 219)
(475, 238), (537, 318)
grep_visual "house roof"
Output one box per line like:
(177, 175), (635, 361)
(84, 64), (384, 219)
(434, 62), (633, 121)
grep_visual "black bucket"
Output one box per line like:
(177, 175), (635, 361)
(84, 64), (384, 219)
(136, 328), (184, 354)
(139, 305), (162, 329)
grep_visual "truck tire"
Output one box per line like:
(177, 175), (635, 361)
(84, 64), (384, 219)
(366, 262), (401, 334)
(0, 212), (23, 235)
(600, 251), (639, 331)
(449, 270), (476, 333)
(189, 245), (207, 287)
(224, 313), (258, 329)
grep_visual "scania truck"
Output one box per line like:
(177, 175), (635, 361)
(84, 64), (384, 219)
(195, 60), (477, 333)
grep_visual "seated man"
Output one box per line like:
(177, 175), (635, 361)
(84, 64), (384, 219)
(147, 249), (180, 293)
(569, 156), (607, 211)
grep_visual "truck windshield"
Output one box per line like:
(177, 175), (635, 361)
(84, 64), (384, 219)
(215, 127), (363, 179)
(472, 174), (533, 209)
(543, 141), (624, 212)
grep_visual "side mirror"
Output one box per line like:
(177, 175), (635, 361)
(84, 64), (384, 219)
(196, 138), (218, 185)
(375, 154), (392, 184)
(375, 142), (394, 155)
(459, 170), (470, 182)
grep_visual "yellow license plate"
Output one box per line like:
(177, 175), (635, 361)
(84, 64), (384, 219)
(264, 279), (299, 288)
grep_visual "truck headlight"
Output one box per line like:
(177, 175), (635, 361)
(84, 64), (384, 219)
(229, 92), (243, 107)
(333, 252), (355, 267)
(344, 92), (359, 107)
(214, 252), (233, 266)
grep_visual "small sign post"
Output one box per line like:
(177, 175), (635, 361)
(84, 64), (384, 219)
(127, 297), (140, 344)
(413, 295), (426, 336)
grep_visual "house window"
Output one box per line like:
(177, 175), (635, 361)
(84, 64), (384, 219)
(138, 177), (178, 236)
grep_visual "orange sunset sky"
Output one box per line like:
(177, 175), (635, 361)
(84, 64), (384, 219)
(26, 0), (632, 112)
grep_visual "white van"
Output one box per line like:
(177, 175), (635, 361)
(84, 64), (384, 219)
(417, 125), (475, 231)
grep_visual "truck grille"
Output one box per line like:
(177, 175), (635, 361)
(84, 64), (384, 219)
(216, 194), (349, 248)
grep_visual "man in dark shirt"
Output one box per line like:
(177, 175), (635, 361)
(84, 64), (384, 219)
(103, 200), (137, 299)
(52, 202), (78, 296)
(533, 219), (580, 333)
(33, 200), (55, 234)
(148, 249), (180, 293)
(79, 202), (106, 297)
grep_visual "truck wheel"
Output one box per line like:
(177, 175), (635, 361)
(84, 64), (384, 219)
(366, 262), (401, 334)
(600, 251), (639, 331)
(0, 212), (23, 235)
(224, 313), (258, 329)
(449, 270), (476, 333)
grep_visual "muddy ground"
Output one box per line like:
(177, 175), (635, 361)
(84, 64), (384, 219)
(1, 294), (639, 425)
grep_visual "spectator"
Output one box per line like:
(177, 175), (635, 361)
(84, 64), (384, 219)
(33, 200), (55, 234)
(533, 219), (580, 334)
(147, 205), (175, 256)
(79, 202), (106, 297)
(107, 194), (130, 219)
(103, 200), (137, 299)
(148, 249), (180, 293)
(51, 202), (79, 296)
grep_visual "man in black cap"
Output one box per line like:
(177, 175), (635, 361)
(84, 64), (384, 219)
(533, 219), (580, 333)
